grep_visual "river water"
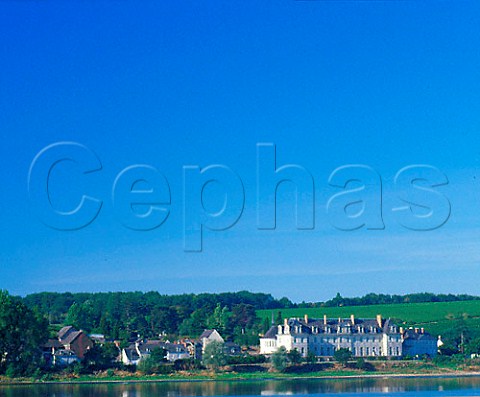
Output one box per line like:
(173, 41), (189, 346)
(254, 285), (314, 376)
(2, 377), (480, 397)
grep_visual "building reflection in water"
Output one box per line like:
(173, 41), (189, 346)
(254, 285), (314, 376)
(2, 377), (480, 396)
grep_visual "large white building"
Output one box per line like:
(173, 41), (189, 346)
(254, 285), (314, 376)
(261, 314), (404, 358)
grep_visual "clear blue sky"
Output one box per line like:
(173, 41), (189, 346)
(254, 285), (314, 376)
(1, 1), (480, 302)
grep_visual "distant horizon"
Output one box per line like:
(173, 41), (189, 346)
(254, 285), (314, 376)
(13, 289), (480, 305)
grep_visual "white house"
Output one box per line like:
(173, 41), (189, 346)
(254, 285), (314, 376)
(261, 314), (404, 358)
(198, 329), (224, 354)
(121, 339), (190, 365)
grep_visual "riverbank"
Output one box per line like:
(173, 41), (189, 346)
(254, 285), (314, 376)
(3, 366), (480, 386)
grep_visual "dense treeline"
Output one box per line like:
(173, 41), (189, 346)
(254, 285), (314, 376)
(0, 291), (49, 376)
(22, 291), (290, 344)
(300, 292), (480, 308)
(20, 291), (480, 345)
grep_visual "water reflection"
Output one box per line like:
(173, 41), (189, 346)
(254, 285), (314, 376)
(2, 377), (480, 397)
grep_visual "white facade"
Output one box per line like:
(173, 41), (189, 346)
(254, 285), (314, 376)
(261, 315), (403, 358)
(199, 329), (224, 354)
(260, 336), (277, 355)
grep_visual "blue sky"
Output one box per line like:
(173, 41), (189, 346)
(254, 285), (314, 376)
(1, 1), (480, 302)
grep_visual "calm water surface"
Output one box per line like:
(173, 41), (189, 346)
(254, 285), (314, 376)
(2, 377), (480, 397)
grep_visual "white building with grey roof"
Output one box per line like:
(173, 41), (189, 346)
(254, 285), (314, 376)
(261, 314), (404, 358)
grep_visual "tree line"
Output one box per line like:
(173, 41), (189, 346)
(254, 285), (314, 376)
(22, 290), (290, 344)
(3, 289), (480, 377)
(298, 292), (480, 308)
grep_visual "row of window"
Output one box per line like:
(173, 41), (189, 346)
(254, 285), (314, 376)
(310, 336), (382, 343)
(308, 345), (401, 357)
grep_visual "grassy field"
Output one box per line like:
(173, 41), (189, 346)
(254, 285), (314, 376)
(257, 300), (480, 337)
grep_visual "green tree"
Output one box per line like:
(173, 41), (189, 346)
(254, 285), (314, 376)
(275, 311), (283, 325)
(230, 304), (257, 329)
(262, 317), (271, 334)
(137, 348), (169, 375)
(149, 306), (179, 335)
(287, 348), (302, 365)
(355, 358), (367, 370)
(202, 341), (227, 371)
(271, 346), (288, 372)
(66, 301), (97, 332)
(334, 348), (352, 367)
(443, 315), (472, 353)
(178, 308), (209, 337)
(306, 350), (317, 364)
(0, 290), (49, 376)
(83, 343), (120, 370)
(330, 293), (345, 307)
(150, 347), (167, 363)
(466, 337), (480, 355)
(207, 304), (230, 334)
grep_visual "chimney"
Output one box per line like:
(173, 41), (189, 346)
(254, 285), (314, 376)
(350, 314), (355, 325)
(414, 328), (419, 333)
(438, 335), (444, 348)
(284, 318), (288, 326)
(304, 314), (309, 324)
(399, 327), (404, 334)
(323, 315), (327, 325)
(421, 328), (425, 334)
(376, 314), (382, 328)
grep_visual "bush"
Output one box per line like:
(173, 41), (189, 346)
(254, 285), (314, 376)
(334, 348), (352, 367)
(287, 349), (302, 365)
(227, 355), (267, 365)
(173, 358), (203, 371)
(433, 355), (451, 365)
(355, 358), (375, 372)
(118, 363), (136, 373)
(355, 358), (367, 370)
(73, 362), (84, 376)
(283, 363), (324, 373)
(271, 347), (288, 372)
(5, 364), (17, 378)
(306, 351), (317, 364)
(203, 341), (227, 371)
(138, 358), (173, 375)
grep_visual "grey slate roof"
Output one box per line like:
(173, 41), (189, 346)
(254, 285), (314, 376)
(61, 330), (82, 345)
(124, 347), (140, 361)
(136, 340), (164, 354)
(136, 340), (189, 355)
(58, 326), (74, 340)
(403, 329), (436, 340)
(264, 326), (278, 339)
(43, 339), (63, 349)
(199, 329), (215, 339)
(261, 317), (400, 338)
(163, 343), (189, 354)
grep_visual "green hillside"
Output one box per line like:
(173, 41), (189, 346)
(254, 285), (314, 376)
(257, 300), (480, 337)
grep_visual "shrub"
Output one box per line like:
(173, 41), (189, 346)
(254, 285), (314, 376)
(203, 341), (227, 371)
(174, 358), (203, 371)
(287, 348), (302, 365)
(271, 347), (288, 372)
(227, 355), (267, 365)
(333, 348), (352, 367)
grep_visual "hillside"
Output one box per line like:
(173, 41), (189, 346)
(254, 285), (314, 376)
(257, 300), (480, 337)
